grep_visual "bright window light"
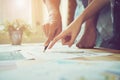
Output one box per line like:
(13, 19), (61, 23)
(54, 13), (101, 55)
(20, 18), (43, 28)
(0, 24), (5, 31)
(15, 0), (25, 8)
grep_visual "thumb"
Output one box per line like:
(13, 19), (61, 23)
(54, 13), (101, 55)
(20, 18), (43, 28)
(68, 34), (77, 47)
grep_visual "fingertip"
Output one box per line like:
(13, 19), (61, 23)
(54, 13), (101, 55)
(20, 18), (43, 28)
(69, 41), (74, 47)
(76, 43), (82, 48)
(48, 42), (54, 49)
(48, 32), (64, 49)
(48, 45), (52, 49)
(68, 44), (72, 47)
(61, 39), (66, 45)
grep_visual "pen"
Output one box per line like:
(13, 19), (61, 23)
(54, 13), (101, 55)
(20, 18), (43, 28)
(43, 45), (49, 52)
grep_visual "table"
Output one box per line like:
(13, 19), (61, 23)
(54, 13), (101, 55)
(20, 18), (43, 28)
(0, 43), (120, 80)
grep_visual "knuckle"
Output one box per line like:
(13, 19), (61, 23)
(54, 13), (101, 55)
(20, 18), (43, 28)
(53, 38), (57, 42)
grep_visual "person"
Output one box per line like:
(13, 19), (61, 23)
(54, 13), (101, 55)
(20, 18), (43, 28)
(101, 0), (120, 50)
(43, 0), (62, 47)
(43, 0), (97, 48)
(43, 0), (120, 50)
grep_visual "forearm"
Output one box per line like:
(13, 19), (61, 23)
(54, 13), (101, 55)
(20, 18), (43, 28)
(67, 0), (77, 25)
(77, 0), (110, 24)
(44, 0), (61, 20)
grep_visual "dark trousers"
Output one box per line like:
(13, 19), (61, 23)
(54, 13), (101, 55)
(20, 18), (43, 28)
(102, 0), (120, 50)
(82, 0), (120, 50)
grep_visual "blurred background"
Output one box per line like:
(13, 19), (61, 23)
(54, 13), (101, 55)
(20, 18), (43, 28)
(0, 0), (69, 44)
(0, 0), (113, 48)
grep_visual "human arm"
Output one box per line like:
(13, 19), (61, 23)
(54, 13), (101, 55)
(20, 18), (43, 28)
(79, 0), (110, 23)
(48, 0), (110, 49)
(67, 0), (77, 25)
(43, 0), (62, 46)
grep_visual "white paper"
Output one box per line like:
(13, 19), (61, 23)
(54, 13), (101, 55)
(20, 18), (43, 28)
(0, 43), (113, 61)
(0, 61), (16, 70)
(20, 50), (35, 60)
(0, 60), (120, 80)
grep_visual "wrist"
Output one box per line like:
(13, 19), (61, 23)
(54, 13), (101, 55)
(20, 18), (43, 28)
(75, 15), (83, 27)
(49, 10), (61, 21)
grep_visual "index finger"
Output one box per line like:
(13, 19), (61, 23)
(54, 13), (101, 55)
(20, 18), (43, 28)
(48, 33), (64, 49)
(44, 27), (56, 46)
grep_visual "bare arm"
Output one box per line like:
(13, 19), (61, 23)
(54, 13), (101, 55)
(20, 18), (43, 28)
(43, 0), (62, 47)
(48, 0), (110, 49)
(67, 0), (77, 25)
(77, 0), (110, 24)
(44, 0), (61, 19)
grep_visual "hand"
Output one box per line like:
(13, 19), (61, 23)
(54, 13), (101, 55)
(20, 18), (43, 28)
(48, 20), (82, 49)
(43, 15), (62, 46)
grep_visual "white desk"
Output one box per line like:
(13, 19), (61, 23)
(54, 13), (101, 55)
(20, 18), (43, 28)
(0, 43), (120, 80)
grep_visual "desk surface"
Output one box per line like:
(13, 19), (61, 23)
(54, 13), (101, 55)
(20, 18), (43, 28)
(0, 43), (120, 80)
(71, 48), (120, 61)
(0, 43), (120, 60)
